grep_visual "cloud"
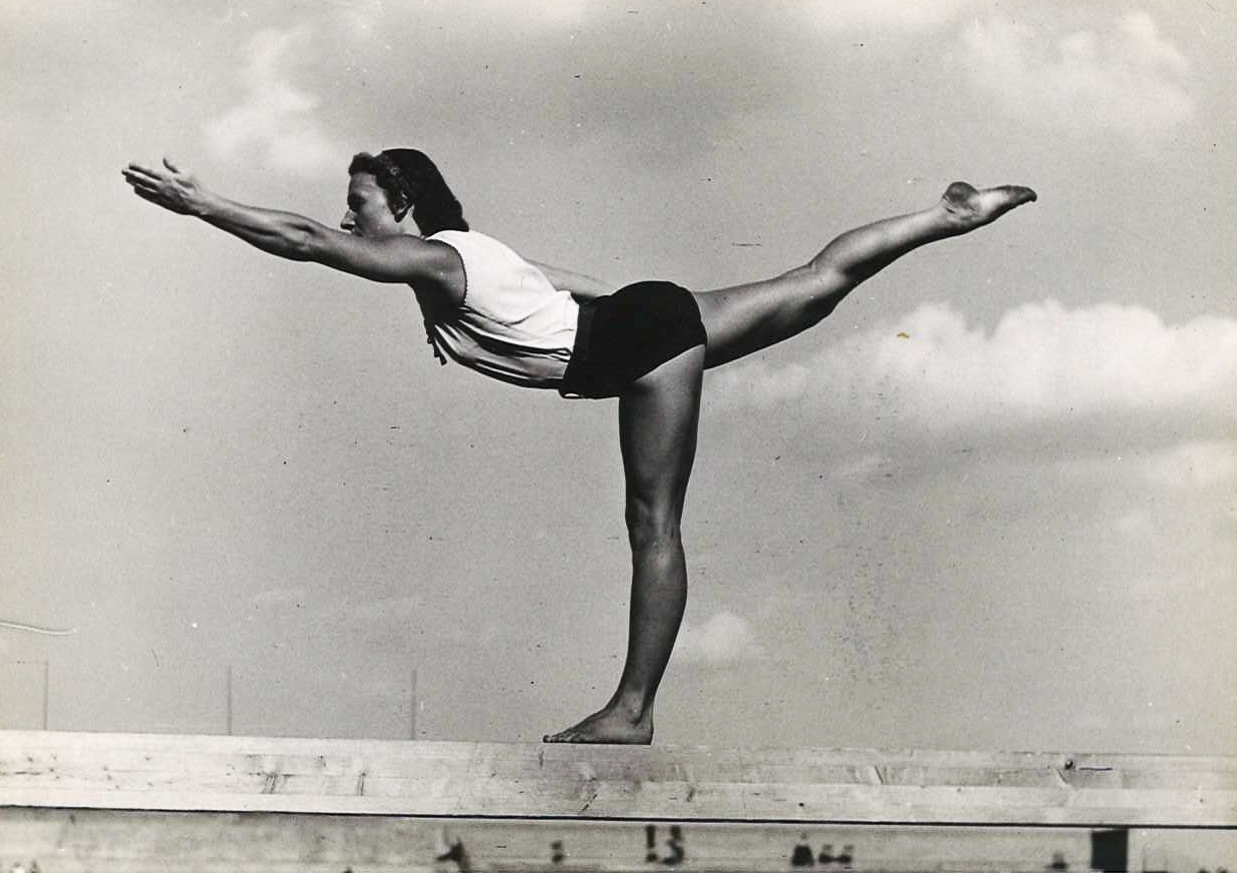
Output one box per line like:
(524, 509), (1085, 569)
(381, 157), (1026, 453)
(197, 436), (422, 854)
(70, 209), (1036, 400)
(710, 300), (1237, 431)
(204, 27), (341, 176)
(961, 12), (1194, 142)
(675, 611), (765, 663)
(1141, 440), (1237, 489)
(800, 0), (978, 32)
(1105, 441), (1235, 546)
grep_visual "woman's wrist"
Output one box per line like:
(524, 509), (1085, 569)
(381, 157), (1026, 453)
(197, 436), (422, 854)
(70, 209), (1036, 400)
(189, 187), (221, 220)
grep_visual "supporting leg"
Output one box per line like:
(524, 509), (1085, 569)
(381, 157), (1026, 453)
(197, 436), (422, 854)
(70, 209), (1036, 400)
(544, 344), (706, 744)
(693, 182), (1037, 368)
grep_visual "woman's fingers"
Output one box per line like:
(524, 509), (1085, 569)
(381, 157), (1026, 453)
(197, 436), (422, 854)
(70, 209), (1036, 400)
(122, 166), (171, 207)
(126, 161), (160, 177)
(131, 187), (165, 206)
(124, 164), (163, 187)
(122, 170), (159, 195)
(121, 172), (149, 192)
(123, 159), (198, 214)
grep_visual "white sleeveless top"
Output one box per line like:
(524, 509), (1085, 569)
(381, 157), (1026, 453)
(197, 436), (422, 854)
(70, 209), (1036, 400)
(419, 230), (580, 388)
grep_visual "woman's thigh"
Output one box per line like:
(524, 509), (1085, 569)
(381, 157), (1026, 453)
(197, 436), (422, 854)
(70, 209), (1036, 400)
(691, 265), (838, 368)
(618, 344), (706, 528)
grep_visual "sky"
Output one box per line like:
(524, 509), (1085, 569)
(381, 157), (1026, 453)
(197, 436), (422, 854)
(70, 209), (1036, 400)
(2, 0), (1235, 799)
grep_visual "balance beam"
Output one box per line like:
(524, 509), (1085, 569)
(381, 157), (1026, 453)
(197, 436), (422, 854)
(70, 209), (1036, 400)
(3, 730), (1234, 825)
(2, 731), (1234, 871)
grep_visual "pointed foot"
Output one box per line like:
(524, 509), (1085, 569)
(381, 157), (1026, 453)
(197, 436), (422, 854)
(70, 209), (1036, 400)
(941, 181), (1037, 232)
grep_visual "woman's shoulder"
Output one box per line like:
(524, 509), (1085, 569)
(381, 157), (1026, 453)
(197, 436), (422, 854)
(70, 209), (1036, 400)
(428, 229), (528, 261)
(426, 228), (468, 241)
(428, 228), (502, 245)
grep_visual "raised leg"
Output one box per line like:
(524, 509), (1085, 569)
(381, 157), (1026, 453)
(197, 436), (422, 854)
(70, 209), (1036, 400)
(544, 344), (706, 744)
(693, 182), (1037, 367)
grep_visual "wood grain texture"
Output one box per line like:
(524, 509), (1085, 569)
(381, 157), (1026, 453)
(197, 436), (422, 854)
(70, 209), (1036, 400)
(2, 730), (1234, 826)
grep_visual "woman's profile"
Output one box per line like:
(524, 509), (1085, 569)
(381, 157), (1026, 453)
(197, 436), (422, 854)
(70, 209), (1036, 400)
(123, 148), (1035, 743)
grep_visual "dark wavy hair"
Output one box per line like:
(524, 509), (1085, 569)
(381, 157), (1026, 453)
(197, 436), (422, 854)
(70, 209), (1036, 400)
(347, 148), (469, 236)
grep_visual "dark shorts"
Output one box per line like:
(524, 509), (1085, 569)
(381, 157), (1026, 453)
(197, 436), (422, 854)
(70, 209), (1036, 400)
(558, 280), (707, 399)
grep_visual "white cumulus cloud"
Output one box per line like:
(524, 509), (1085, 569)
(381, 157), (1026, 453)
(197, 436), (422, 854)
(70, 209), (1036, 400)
(675, 610), (766, 663)
(710, 300), (1237, 431)
(204, 27), (341, 177)
(1141, 440), (1237, 489)
(961, 12), (1194, 142)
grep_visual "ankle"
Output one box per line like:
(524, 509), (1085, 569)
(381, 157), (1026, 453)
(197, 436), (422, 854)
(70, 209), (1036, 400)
(934, 199), (973, 236)
(609, 694), (652, 724)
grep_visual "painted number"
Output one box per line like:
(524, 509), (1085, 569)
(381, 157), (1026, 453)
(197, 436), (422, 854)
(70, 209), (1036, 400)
(645, 824), (686, 866)
(792, 836), (856, 868)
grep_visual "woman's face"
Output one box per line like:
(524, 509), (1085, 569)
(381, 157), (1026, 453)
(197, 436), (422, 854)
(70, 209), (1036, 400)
(340, 172), (406, 237)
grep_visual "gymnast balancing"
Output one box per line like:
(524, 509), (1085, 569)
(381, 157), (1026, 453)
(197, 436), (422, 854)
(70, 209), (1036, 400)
(122, 149), (1035, 744)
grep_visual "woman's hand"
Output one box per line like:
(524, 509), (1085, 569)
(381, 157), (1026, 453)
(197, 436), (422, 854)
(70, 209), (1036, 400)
(122, 157), (208, 216)
(529, 260), (612, 300)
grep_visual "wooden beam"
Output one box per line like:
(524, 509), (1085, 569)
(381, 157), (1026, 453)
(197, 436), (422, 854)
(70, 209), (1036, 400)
(3, 730), (1235, 827)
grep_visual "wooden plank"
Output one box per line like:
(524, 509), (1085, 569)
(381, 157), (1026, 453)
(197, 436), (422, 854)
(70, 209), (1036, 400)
(2, 730), (1235, 826)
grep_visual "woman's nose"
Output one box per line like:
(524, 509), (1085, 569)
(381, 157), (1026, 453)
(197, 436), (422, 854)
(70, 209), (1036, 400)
(340, 210), (356, 231)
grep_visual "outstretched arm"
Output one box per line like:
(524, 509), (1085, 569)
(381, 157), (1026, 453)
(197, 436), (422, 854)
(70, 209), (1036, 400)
(122, 158), (461, 291)
(529, 260), (613, 301)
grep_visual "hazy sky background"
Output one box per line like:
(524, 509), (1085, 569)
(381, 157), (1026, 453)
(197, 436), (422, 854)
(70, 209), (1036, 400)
(3, 0), (1235, 771)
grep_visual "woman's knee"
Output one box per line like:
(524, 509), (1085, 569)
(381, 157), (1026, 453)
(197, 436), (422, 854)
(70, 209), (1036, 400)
(625, 500), (683, 551)
(694, 267), (849, 366)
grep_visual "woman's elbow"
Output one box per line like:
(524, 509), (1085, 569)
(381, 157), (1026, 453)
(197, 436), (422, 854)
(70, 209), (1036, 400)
(293, 223), (331, 262)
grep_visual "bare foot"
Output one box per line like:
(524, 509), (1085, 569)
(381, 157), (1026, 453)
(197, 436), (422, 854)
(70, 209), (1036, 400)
(543, 706), (654, 744)
(940, 181), (1037, 233)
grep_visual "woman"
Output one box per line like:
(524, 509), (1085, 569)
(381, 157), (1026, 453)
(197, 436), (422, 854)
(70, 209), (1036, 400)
(123, 149), (1035, 744)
